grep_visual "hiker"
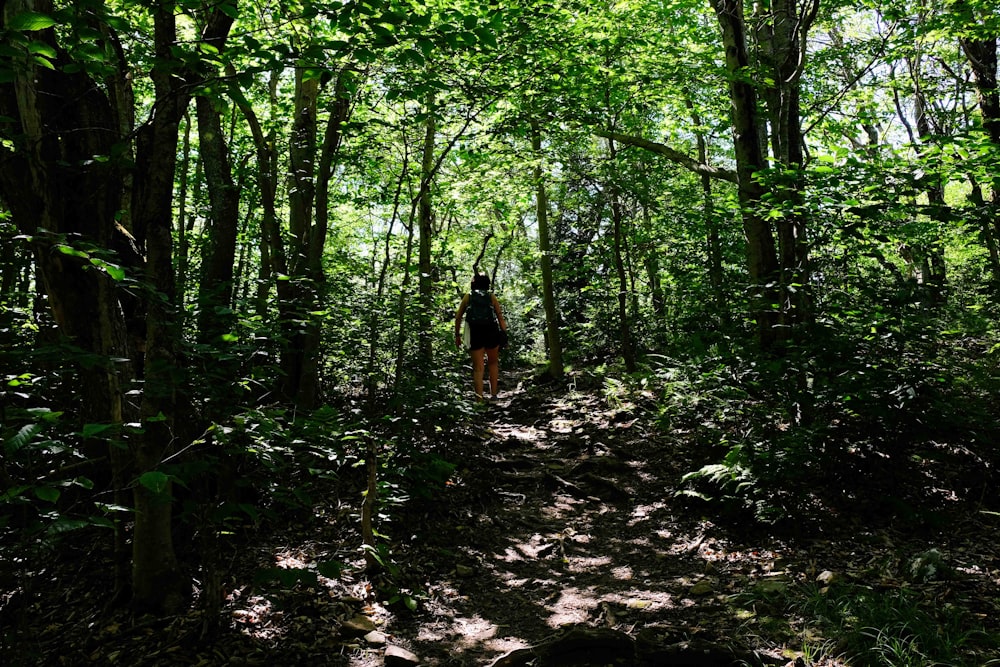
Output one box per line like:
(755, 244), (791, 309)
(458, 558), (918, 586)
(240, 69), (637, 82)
(454, 273), (508, 401)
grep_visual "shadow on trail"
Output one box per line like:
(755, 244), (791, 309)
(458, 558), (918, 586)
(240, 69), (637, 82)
(385, 375), (785, 666)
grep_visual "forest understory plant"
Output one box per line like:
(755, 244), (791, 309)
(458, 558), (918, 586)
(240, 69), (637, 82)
(793, 582), (999, 666)
(660, 317), (1000, 527)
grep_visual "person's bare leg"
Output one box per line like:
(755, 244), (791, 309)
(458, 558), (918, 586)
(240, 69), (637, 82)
(470, 348), (486, 399)
(486, 346), (500, 397)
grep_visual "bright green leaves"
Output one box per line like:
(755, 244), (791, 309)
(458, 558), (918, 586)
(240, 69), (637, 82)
(1, 12), (58, 76)
(6, 11), (57, 32)
(50, 243), (128, 281)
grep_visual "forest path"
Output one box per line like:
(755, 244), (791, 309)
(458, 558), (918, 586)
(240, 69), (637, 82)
(381, 373), (799, 666)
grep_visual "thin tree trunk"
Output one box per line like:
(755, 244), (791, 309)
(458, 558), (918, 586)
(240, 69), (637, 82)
(605, 137), (636, 372)
(299, 70), (352, 409)
(686, 97), (727, 318)
(367, 149), (408, 407)
(641, 205), (666, 322)
(393, 217), (417, 399)
(530, 121), (563, 378)
(755, 0), (817, 331)
(909, 49), (948, 301)
(176, 111), (193, 315)
(129, 1), (187, 615)
(228, 66), (291, 378)
(417, 93), (437, 368)
(278, 70), (321, 405)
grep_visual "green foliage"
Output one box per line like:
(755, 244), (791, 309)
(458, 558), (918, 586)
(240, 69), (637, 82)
(794, 583), (998, 666)
(666, 295), (1000, 524)
(0, 403), (122, 552)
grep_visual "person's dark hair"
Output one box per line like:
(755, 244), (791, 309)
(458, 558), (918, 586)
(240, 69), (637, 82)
(471, 273), (490, 291)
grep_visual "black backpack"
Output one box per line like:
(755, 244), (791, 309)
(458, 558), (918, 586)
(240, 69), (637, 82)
(466, 290), (496, 325)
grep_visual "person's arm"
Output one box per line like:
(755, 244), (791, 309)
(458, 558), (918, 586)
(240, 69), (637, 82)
(454, 294), (470, 347)
(492, 294), (508, 331)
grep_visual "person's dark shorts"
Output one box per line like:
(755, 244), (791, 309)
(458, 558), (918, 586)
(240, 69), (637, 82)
(468, 321), (501, 351)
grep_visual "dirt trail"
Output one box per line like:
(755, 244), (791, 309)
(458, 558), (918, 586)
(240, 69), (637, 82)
(382, 375), (794, 666)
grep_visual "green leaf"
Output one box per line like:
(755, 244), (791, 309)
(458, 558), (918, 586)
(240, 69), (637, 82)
(46, 518), (89, 534)
(35, 486), (61, 503)
(82, 422), (116, 438)
(88, 516), (116, 529)
(9, 12), (57, 31)
(218, 2), (239, 19)
(71, 476), (95, 490)
(138, 471), (170, 495)
(27, 41), (57, 58)
(55, 244), (89, 259)
(474, 27), (497, 49)
(301, 67), (326, 83)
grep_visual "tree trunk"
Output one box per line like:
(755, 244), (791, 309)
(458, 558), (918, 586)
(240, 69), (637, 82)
(0, 0), (138, 600)
(417, 93), (437, 368)
(129, 2), (187, 616)
(686, 97), (727, 319)
(129, 1), (234, 615)
(367, 148), (409, 407)
(530, 121), (564, 378)
(299, 70), (352, 409)
(176, 112), (194, 315)
(196, 94), (241, 344)
(960, 32), (1000, 288)
(710, 0), (781, 351)
(754, 0), (817, 332)
(227, 68), (284, 319)
(908, 49), (949, 301)
(276, 70), (321, 405)
(641, 206), (666, 322)
(393, 217), (417, 399)
(605, 138), (636, 372)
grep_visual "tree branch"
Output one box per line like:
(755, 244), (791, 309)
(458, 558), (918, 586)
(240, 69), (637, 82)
(593, 129), (738, 184)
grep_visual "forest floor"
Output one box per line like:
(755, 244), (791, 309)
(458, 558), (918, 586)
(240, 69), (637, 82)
(5, 368), (1000, 666)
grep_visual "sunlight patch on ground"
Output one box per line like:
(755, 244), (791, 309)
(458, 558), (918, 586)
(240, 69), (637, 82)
(499, 546), (526, 562)
(566, 554), (613, 572)
(602, 587), (676, 610)
(628, 502), (667, 526)
(496, 532), (552, 561)
(274, 550), (309, 569)
(493, 425), (545, 442)
(548, 418), (579, 433)
(929, 486), (960, 502)
(543, 584), (679, 628)
(540, 494), (585, 520)
(411, 612), (531, 657)
(545, 586), (600, 627)
(497, 574), (532, 587)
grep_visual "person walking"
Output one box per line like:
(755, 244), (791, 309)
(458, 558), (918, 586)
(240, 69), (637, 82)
(454, 273), (508, 401)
